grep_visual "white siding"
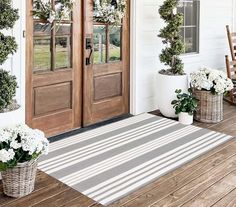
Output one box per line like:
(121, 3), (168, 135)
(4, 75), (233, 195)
(131, 0), (235, 114)
(0, 1), (25, 123)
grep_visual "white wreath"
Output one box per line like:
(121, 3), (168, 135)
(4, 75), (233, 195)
(93, 0), (127, 25)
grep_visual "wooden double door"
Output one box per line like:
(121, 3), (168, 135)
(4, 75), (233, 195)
(26, 0), (130, 137)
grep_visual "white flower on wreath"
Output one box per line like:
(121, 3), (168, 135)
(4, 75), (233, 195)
(48, 10), (56, 23)
(93, 0), (126, 25)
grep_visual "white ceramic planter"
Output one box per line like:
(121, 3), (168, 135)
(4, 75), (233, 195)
(179, 112), (193, 125)
(157, 72), (188, 118)
(0, 107), (23, 128)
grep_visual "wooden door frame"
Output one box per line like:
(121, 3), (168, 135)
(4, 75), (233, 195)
(26, 0), (130, 135)
(25, 0), (83, 136)
(82, 0), (131, 126)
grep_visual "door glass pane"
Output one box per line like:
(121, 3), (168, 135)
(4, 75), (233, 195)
(33, 37), (51, 72)
(56, 23), (72, 36)
(55, 24), (72, 69)
(93, 25), (106, 64)
(55, 36), (72, 69)
(109, 26), (121, 62)
(34, 22), (51, 36)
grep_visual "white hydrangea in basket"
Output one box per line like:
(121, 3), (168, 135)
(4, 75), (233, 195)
(0, 124), (49, 197)
(0, 124), (49, 171)
(190, 67), (234, 123)
(190, 67), (233, 95)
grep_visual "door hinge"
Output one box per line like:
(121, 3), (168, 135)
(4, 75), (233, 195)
(23, 30), (26, 38)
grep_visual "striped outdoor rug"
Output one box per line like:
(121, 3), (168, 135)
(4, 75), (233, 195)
(38, 114), (233, 206)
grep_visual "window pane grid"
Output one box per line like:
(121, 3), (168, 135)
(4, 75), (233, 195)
(93, 23), (123, 65)
(33, 0), (73, 72)
(178, 0), (200, 54)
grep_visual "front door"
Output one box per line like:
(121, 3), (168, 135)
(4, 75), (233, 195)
(83, 0), (130, 126)
(26, 0), (130, 136)
(26, 0), (83, 136)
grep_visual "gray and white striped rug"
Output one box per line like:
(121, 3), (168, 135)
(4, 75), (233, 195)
(38, 114), (233, 205)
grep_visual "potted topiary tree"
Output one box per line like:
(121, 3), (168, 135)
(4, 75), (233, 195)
(0, 0), (20, 127)
(157, 0), (188, 118)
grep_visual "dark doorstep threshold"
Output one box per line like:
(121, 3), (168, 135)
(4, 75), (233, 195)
(49, 113), (133, 143)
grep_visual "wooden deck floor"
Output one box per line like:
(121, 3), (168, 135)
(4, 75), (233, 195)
(1, 102), (236, 207)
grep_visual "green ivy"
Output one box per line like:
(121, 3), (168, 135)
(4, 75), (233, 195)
(158, 0), (185, 75)
(0, 0), (19, 30)
(0, 69), (18, 112)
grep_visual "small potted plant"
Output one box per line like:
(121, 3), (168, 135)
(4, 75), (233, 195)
(171, 89), (198, 125)
(0, 124), (49, 197)
(190, 67), (233, 123)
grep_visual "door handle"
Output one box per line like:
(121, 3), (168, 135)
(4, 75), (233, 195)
(86, 38), (93, 65)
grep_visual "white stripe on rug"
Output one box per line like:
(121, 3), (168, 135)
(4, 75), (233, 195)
(38, 114), (234, 206)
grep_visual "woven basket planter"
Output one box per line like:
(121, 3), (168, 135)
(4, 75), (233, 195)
(1, 158), (38, 198)
(193, 90), (223, 123)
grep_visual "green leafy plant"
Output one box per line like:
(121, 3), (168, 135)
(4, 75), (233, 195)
(0, 0), (19, 30)
(0, 69), (18, 112)
(0, 0), (19, 65)
(158, 0), (185, 75)
(0, 0), (19, 111)
(171, 89), (198, 115)
(0, 33), (18, 65)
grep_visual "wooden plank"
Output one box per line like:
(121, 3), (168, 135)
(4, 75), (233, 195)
(89, 204), (105, 207)
(181, 171), (236, 207)
(109, 139), (236, 207)
(2, 182), (69, 207)
(59, 194), (97, 207)
(212, 188), (236, 207)
(209, 116), (236, 136)
(0, 171), (59, 207)
(148, 155), (236, 207)
(31, 188), (81, 207)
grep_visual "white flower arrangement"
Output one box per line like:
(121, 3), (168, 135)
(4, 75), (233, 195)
(33, 0), (74, 23)
(190, 67), (234, 95)
(0, 124), (49, 171)
(93, 0), (126, 25)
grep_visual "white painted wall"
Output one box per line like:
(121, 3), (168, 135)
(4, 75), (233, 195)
(0, 1), (25, 125)
(131, 0), (235, 115)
